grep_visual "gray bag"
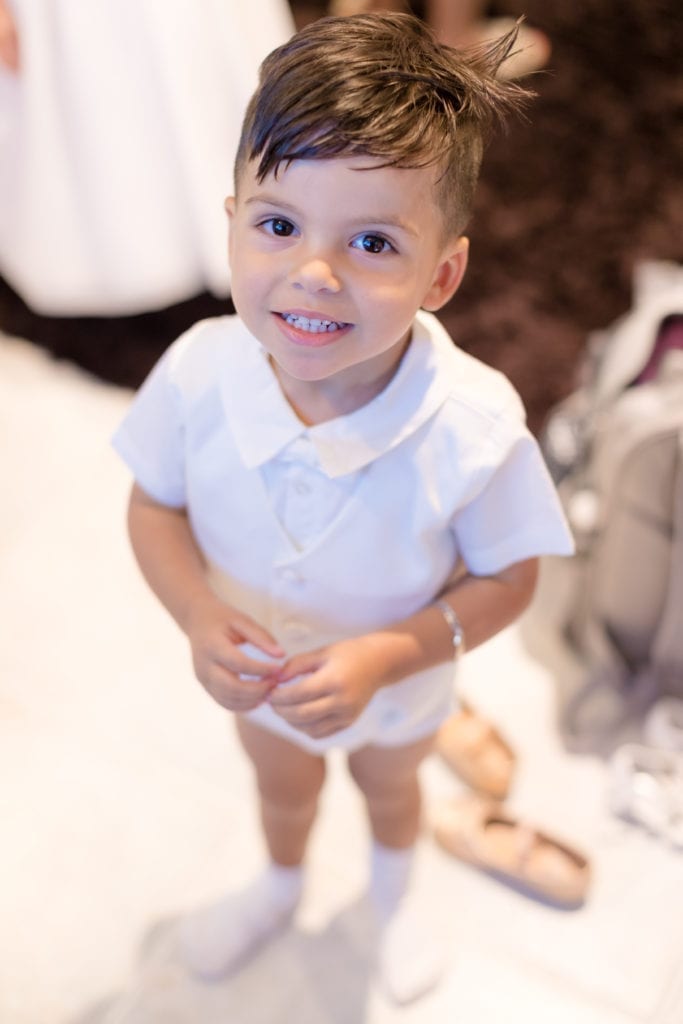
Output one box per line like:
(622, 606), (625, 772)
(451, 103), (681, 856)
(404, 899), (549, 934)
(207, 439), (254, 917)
(539, 261), (683, 748)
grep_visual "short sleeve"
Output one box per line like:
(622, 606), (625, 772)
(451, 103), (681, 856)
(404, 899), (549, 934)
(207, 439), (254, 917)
(112, 347), (186, 507)
(453, 429), (574, 575)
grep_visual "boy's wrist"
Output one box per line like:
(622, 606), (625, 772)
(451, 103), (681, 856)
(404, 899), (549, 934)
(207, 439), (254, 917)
(364, 599), (467, 688)
(361, 628), (434, 690)
(433, 599), (466, 660)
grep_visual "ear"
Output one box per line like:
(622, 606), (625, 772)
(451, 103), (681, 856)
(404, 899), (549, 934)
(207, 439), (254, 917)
(224, 196), (236, 263)
(421, 236), (469, 312)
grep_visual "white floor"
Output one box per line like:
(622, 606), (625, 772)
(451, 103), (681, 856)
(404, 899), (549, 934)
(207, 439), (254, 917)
(2, 331), (682, 1024)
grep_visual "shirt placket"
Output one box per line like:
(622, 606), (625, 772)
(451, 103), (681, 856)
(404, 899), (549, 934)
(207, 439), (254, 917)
(267, 447), (331, 649)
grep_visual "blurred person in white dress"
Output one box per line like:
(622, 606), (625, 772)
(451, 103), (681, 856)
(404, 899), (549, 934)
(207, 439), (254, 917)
(0, 0), (294, 316)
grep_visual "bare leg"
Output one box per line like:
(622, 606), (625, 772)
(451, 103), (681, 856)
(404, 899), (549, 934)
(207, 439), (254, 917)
(236, 715), (326, 866)
(330, 1), (549, 78)
(427, 0), (551, 78)
(179, 719), (326, 979)
(328, 0), (409, 16)
(330, 0), (483, 37)
(348, 733), (435, 848)
(427, 0), (486, 46)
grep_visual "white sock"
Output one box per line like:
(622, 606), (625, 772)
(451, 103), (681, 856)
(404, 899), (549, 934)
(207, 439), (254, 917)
(178, 863), (303, 980)
(369, 842), (445, 1004)
(369, 841), (414, 919)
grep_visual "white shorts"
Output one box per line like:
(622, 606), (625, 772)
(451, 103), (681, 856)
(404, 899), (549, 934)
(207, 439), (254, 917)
(242, 666), (458, 755)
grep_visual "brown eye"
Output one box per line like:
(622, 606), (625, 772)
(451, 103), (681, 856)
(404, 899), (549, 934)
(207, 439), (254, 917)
(263, 217), (295, 236)
(352, 233), (392, 254)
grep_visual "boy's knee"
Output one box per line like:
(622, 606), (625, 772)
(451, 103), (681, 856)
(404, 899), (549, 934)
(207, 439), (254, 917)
(236, 717), (327, 805)
(347, 736), (434, 802)
(348, 755), (414, 804)
(258, 759), (326, 809)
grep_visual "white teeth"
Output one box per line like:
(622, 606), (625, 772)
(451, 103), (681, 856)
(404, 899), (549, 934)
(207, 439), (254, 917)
(283, 313), (344, 333)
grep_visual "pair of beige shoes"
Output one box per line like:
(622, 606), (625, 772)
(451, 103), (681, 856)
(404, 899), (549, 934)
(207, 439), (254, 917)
(432, 702), (590, 909)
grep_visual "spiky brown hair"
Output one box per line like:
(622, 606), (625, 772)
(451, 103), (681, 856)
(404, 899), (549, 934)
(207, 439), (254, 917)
(235, 12), (531, 237)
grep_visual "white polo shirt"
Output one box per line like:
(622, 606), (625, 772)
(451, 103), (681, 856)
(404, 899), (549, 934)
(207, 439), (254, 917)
(113, 310), (573, 752)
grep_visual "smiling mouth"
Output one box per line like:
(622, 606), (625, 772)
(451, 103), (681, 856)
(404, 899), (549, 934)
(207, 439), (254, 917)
(280, 312), (350, 334)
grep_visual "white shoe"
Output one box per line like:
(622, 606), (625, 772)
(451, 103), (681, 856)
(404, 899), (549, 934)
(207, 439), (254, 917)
(609, 743), (683, 847)
(643, 698), (683, 753)
(372, 897), (446, 1005)
(178, 867), (302, 980)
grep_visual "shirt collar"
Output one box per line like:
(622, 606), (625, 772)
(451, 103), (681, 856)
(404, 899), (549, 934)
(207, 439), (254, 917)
(219, 311), (453, 478)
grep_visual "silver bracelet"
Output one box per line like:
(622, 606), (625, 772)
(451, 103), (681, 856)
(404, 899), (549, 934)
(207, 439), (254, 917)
(434, 599), (466, 659)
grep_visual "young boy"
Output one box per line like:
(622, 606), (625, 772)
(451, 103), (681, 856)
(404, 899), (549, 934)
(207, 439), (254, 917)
(113, 12), (573, 1004)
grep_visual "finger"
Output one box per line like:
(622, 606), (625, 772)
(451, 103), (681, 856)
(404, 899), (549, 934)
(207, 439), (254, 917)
(270, 695), (337, 728)
(214, 646), (283, 679)
(230, 614), (286, 659)
(275, 650), (325, 683)
(298, 713), (347, 740)
(206, 666), (273, 711)
(305, 718), (346, 739)
(268, 672), (331, 708)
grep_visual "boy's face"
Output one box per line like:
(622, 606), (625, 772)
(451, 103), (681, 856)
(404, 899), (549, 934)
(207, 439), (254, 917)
(225, 156), (468, 411)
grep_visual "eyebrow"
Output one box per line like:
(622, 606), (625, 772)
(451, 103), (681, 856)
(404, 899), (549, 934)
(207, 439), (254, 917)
(244, 194), (419, 237)
(244, 194), (298, 212)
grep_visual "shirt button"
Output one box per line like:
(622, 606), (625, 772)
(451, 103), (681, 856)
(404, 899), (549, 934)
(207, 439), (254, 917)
(293, 480), (311, 496)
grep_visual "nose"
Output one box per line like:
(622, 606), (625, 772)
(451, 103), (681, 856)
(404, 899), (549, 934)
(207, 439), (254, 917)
(289, 254), (341, 294)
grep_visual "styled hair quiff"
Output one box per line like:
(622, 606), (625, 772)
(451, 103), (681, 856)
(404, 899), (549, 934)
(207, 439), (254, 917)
(234, 12), (531, 238)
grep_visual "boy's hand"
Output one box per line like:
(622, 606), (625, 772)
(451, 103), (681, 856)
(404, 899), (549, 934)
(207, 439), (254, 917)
(185, 596), (284, 712)
(268, 634), (393, 739)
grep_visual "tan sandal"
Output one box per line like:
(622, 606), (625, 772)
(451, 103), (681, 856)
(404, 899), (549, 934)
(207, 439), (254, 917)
(434, 701), (516, 800)
(433, 795), (590, 909)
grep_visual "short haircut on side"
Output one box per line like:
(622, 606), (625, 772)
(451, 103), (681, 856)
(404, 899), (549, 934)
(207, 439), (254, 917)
(234, 12), (532, 237)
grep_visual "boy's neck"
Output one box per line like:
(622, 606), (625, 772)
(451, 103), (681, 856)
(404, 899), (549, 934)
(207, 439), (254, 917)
(269, 339), (411, 426)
